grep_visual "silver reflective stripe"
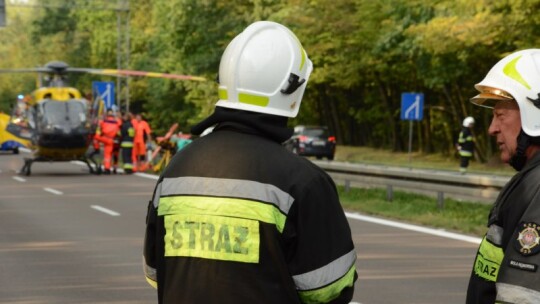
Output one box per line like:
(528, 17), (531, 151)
(152, 182), (162, 208)
(159, 176), (294, 214)
(143, 257), (157, 282)
(496, 282), (540, 304)
(293, 249), (357, 290)
(486, 224), (503, 245)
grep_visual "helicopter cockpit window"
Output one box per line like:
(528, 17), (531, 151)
(37, 99), (88, 133)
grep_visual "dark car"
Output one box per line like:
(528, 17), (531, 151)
(284, 125), (336, 160)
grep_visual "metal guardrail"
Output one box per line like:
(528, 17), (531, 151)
(312, 160), (512, 206)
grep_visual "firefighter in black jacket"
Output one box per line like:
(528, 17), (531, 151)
(467, 49), (540, 303)
(143, 21), (357, 303)
(457, 116), (475, 174)
(119, 112), (135, 174)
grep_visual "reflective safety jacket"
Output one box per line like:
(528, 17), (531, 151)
(134, 119), (151, 144)
(96, 115), (121, 140)
(144, 122), (357, 304)
(119, 119), (135, 148)
(458, 127), (475, 157)
(467, 152), (540, 303)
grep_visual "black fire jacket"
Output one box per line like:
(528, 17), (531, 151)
(467, 152), (540, 303)
(144, 108), (357, 303)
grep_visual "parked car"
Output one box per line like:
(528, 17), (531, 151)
(284, 125), (336, 160)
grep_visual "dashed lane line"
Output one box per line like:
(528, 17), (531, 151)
(44, 187), (63, 195)
(71, 160), (482, 245)
(135, 172), (159, 180)
(12, 176), (26, 182)
(91, 205), (121, 216)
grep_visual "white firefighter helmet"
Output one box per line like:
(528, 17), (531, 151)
(462, 116), (475, 127)
(471, 49), (540, 137)
(216, 21), (313, 118)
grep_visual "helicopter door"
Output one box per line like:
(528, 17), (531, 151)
(6, 98), (34, 140)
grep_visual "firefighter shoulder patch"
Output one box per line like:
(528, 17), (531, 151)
(514, 222), (540, 256)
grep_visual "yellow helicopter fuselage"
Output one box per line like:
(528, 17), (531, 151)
(32, 86), (83, 104)
(28, 87), (92, 161)
(0, 112), (31, 152)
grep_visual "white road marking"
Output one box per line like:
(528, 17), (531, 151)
(44, 187), (63, 195)
(91, 205), (121, 216)
(345, 212), (481, 244)
(12, 176), (26, 182)
(135, 172), (159, 180)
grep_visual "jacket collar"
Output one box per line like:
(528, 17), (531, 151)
(191, 107), (293, 143)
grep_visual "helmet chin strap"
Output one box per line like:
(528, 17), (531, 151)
(510, 129), (531, 171)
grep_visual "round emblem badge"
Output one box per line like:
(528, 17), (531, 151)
(515, 222), (540, 256)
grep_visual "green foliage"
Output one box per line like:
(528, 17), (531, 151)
(0, 0), (538, 159)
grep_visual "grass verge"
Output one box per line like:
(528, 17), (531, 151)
(336, 145), (514, 176)
(337, 185), (491, 237)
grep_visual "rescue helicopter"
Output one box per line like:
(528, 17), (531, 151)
(0, 60), (205, 176)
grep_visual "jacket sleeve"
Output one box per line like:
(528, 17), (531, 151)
(143, 182), (161, 289)
(285, 173), (357, 303)
(495, 187), (540, 303)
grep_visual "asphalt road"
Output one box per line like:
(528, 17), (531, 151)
(0, 153), (482, 303)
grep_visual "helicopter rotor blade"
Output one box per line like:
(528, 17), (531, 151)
(0, 68), (54, 74)
(68, 68), (206, 81)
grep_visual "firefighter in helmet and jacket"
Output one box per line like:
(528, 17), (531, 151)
(457, 116), (475, 174)
(143, 21), (357, 303)
(467, 49), (540, 303)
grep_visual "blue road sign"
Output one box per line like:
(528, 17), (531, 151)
(92, 81), (115, 110)
(401, 93), (424, 121)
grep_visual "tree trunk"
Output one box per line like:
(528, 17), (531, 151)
(376, 75), (399, 150)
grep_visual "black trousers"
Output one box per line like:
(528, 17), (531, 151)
(122, 147), (133, 172)
(460, 156), (471, 168)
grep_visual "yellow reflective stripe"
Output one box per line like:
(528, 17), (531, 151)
(291, 34), (306, 71)
(121, 142), (133, 148)
(144, 258), (158, 289)
(474, 236), (503, 282)
(459, 151), (473, 157)
(458, 135), (473, 143)
(503, 55), (531, 90)
(158, 196), (286, 233)
(238, 93), (269, 107)
(300, 48), (307, 71)
(164, 213), (260, 263)
(298, 265), (356, 304)
(145, 276), (157, 289)
(218, 88), (228, 100)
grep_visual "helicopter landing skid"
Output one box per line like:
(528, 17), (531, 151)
(20, 156), (99, 176)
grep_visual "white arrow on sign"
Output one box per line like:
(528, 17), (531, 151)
(404, 94), (420, 119)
